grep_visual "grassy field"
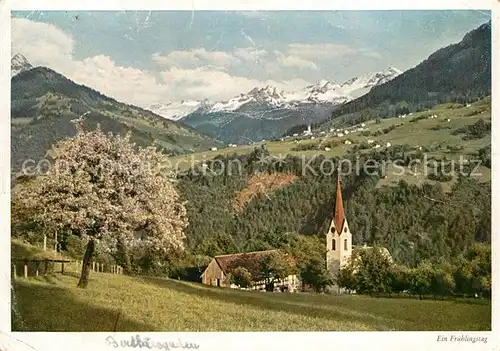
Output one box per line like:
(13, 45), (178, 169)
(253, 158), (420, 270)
(11, 272), (490, 332)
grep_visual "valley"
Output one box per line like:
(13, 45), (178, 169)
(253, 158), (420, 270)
(168, 97), (491, 192)
(9, 13), (492, 334)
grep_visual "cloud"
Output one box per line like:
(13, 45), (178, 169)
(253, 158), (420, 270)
(152, 48), (241, 69)
(12, 17), (75, 73)
(233, 47), (268, 62)
(153, 46), (318, 77)
(286, 43), (381, 61)
(12, 18), (171, 105)
(152, 47), (269, 69)
(273, 51), (318, 70)
(12, 18), (314, 105)
(159, 66), (310, 102)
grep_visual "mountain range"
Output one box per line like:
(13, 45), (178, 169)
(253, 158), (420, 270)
(10, 58), (222, 175)
(10, 20), (490, 165)
(148, 67), (402, 143)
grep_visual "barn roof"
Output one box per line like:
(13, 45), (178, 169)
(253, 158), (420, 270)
(214, 249), (279, 273)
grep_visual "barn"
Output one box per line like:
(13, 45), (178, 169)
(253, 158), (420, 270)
(200, 249), (300, 291)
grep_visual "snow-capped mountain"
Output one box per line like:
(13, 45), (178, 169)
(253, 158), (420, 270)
(145, 100), (211, 121)
(177, 66), (402, 143)
(146, 67), (401, 121)
(11, 53), (33, 77)
(205, 66), (402, 114)
(211, 85), (288, 113)
(339, 66), (403, 98)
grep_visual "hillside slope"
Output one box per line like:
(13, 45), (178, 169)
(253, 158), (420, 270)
(319, 21), (491, 129)
(11, 67), (222, 174)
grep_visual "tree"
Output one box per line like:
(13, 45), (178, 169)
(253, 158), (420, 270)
(12, 124), (188, 288)
(258, 251), (296, 291)
(337, 263), (356, 292)
(230, 266), (253, 288)
(299, 258), (333, 293)
(453, 243), (491, 297)
(388, 264), (410, 295)
(407, 263), (434, 299)
(430, 267), (455, 299)
(352, 247), (394, 296)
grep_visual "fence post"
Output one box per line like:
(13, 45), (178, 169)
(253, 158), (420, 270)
(92, 261), (96, 272)
(13, 264), (17, 279)
(61, 261), (65, 275)
(44, 259), (49, 275)
(102, 263), (105, 273)
(24, 260), (28, 278)
(35, 262), (40, 277)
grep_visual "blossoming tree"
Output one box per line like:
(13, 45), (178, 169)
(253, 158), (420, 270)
(12, 123), (188, 288)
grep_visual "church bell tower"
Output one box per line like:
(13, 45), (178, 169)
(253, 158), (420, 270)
(326, 173), (352, 293)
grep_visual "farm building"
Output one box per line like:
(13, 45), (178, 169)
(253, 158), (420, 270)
(200, 249), (300, 292)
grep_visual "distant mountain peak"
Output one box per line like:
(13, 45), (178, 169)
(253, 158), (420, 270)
(148, 67), (402, 120)
(11, 53), (33, 77)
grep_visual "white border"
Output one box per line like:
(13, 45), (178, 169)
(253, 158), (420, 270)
(1, 1), (498, 350)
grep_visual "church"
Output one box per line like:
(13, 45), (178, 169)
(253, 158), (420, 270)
(325, 174), (392, 293)
(326, 174), (352, 293)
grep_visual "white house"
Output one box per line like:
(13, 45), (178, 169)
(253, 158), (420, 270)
(210, 147), (218, 151)
(386, 142), (392, 148)
(345, 140), (352, 145)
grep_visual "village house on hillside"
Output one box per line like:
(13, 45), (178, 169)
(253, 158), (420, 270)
(200, 249), (301, 292)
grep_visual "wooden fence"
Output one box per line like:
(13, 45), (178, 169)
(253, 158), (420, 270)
(11, 259), (124, 278)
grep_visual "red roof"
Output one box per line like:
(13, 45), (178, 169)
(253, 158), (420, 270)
(334, 174), (345, 233)
(214, 249), (278, 274)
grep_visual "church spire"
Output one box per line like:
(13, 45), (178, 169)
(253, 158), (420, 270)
(334, 173), (345, 233)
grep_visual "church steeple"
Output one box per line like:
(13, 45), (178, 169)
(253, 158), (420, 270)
(326, 172), (353, 294)
(334, 174), (345, 233)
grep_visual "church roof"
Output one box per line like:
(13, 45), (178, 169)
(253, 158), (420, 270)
(334, 174), (346, 232)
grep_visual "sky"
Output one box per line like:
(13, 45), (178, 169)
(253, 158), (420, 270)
(11, 10), (489, 108)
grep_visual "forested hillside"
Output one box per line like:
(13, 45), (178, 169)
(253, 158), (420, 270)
(317, 21), (491, 129)
(175, 145), (490, 268)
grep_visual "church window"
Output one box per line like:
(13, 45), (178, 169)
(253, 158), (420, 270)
(344, 239), (348, 251)
(332, 239), (336, 250)
(331, 227), (335, 233)
(344, 227), (348, 233)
